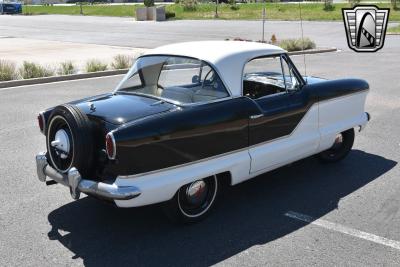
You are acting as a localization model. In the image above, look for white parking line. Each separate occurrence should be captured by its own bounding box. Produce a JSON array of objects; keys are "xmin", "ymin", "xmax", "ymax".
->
[{"xmin": 285, "ymin": 211, "xmax": 400, "ymax": 251}]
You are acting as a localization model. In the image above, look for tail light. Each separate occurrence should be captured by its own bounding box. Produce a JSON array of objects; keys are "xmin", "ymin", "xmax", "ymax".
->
[
  {"xmin": 105, "ymin": 132, "xmax": 116, "ymax": 160},
  {"xmin": 38, "ymin": 112, "xmax": 45, "ymax": 134}
]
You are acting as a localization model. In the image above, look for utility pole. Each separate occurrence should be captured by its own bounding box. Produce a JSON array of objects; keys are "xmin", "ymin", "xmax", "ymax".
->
[
  {"xmin": 215, "ymin": 0, "xmax": 219, "ymax": 18},
  {"xmin": 80, "ymin": 1, "xmax": 83, "ymax": 15},
  {"xmin": 262, "ymin": 0, "xmax": 266, "ymax": 42}
]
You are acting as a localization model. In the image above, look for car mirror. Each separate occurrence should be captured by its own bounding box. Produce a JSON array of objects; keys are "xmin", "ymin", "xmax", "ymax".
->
[{"xmin": 192, "ymin": 75, "xmax": 200, "ymax": 84}]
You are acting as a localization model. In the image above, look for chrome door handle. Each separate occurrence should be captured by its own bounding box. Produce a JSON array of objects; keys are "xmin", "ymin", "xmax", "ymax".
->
[{"xmin": 250, "ymin": 114, "xmax": 263, "ymax": 119}]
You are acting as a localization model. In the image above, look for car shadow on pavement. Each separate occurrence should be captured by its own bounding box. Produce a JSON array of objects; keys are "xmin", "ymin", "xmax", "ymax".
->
[{"xmin": 47, "ymin": 150, "xmax": 396, "ymax": 267}]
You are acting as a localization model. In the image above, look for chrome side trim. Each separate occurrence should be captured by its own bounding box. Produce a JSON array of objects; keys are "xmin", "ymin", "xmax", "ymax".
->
[
  {"xmin": 35, "ymin": 153, "xmax": 141, "ymax": 201},
  {"xmin": 250, "ymin": 114, "xmax": 263, "ymax": 119}
]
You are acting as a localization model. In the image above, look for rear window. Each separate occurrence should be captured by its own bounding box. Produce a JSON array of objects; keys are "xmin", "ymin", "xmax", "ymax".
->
[{"xmin": 116, "ymin": 56, "xmax": 230, "ymax": 104}]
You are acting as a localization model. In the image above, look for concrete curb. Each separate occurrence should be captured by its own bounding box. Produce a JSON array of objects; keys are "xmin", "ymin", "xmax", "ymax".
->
[
  {"xmin": 387, "ymin": 32, "xmax": 400, "ymax": 35},
  {"xmin": 288, "ymin": 47, "xmax": 337, "ymax": 56},
  {"xmin": 0, "ymin": 47, "xmax": 337, "ymax": 89},
  {"xmin": 0, "ymin": 69, "xmax": 128, "ymax": 89}
]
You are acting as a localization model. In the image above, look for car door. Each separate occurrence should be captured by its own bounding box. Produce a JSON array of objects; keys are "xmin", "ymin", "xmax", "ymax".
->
[{"xmin": 247, "ymin": 54, "xmax": 320, "ymax": 173}]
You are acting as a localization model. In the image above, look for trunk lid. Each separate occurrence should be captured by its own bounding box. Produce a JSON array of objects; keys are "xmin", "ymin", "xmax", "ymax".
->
[{"xmin": 73, "ymin": 92, "xmax": 176, "ymax": 125}]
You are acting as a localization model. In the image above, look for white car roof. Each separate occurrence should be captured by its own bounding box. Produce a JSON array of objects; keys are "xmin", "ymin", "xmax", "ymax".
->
[{"xmin": 145, "ymin": 41, "xmax": 286, "ymax": 97}]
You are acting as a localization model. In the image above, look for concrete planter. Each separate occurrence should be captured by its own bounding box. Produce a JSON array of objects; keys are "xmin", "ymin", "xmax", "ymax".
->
[
  {"xmin": 135, "ymin": 7, "xmax": 148, "ymax": 21},
  {"xmin": 147, "ymin": 6, "xmax": 156, "ymax": 20},
  {"xmin": 152, "ymin": 6, "xmax": 166, "ymax": 21},
  {"xmin": 135, "ymin": 6, "xmax": 166, "ymax": 21}
]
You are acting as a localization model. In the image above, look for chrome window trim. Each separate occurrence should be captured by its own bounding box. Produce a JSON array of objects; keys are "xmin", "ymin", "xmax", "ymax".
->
[
  {"xmin": 240, "ymin": 52, "xmax": 305, "ymax": 97},
  {"xmin": 240, "ymin": 52, "xmax": 284, "ymax": 97},
  {"xmin": 279, "ymin": 55, "xmax": 288, "ymax": 91},
  {"xmin": 281, "ymin": 53, "xmax": 306, "ymax": 87}
]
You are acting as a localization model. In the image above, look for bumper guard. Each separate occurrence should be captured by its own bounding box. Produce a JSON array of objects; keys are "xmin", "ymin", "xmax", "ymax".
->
[{"xmin": 35, "ymin": 152, "xmax": 141, "ymax": 201}]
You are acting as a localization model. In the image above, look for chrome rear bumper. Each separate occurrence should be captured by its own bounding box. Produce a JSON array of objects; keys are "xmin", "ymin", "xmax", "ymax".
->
[{"xmin": 35, "ymin": 152, "xmax": 141, "ymax": 201}]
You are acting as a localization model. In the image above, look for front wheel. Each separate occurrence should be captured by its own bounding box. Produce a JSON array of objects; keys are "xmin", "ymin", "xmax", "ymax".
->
[
  {"xmin": 318, "ymin": 128, "xmax": 355, "ymax": 163},
  {"xmin": 163, "ymin": 175, "xmax": 219, "ymax": 224}
]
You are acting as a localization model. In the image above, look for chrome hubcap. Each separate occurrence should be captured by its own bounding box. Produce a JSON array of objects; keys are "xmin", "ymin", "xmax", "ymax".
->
[
  {"xmin": 331, "ymin": 133, "xmax": 344, "ymax": 150},
  {"xmin": 186, "ymin": 180, "xmax": 207, "ymax": 206},
  {"xmin": 334, "ymin": 134, "xmax": 343, "ymax": 144},
  {"xmin": 51, "ymin": 129, "xmax": 70, "ymax": 159},
  {"xmin": 178, "ymin": 176, "xmax": 217, "ymax": 218}
]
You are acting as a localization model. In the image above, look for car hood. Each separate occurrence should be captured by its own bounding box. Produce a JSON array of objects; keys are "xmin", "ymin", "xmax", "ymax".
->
[{"xmin": 73, "ymin": 93, "xmax": 176, "ymax": 125}]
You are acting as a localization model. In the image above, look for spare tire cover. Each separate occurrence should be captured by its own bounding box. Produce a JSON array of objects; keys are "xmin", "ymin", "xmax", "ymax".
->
[{"xmin": 46, "ymin": 104, "xmax": 95, "ymax": 178}]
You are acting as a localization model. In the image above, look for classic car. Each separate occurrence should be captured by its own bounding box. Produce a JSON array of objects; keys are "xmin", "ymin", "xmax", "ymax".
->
[{"xmin": 36, "ymin": 41, "xmax": 370, "ymax": 223}]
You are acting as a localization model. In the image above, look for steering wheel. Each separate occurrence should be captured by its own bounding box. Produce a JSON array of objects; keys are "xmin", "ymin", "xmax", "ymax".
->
[{"xmin": 202, "ymin": 69, "xmax": 214, "ymax": 89}]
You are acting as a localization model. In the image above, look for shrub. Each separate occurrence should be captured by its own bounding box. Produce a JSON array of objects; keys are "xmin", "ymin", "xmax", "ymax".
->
[
  {"xmin": 144, "ymin": 0, "xmax": 154, "ymax": 7},
  {"xmin": 279, "ymin": 37, "xmax": 316, "ymax": 52},
  {"xmin": 85, "ymin": 59, "xmax": 108, "ymax": 72},
  {"xmin": 229, "ymin": 0, "xmax": 239, "ymax": 10},
  {"xmin": 349, "ymin": 0, "xmax": 360, "ymax": 7},
  {"xmin": 323, "ymin": 0, "xmax": 334, "ymax": 11},
  {"xmin": 181, "ymin": 0, "xmax": 197, "ymax": 11},
  {"xmin": 19, "ymin": 61, "xmax": 55, "ymax": 79},
  {"xmin": 58, "ymin": 61, "xmax": 76, "ymax": 75},
  {"xmin": 166, "ymin": 11, "xmax": 176, "ymax": 19},
  {"xmin": 111, "ymin": 55, "xmax": 132, "ymax": 70},
  {"xmin": 0, "ymin": 60, "xmax": 18, "ymax": 81},
  {"xmin": 270, "ymin": 34, "xmax": 277, "ymax": 45},
  {"xmin": 66, "ymin": 0, "xmax": 108, "ymax": 3}
]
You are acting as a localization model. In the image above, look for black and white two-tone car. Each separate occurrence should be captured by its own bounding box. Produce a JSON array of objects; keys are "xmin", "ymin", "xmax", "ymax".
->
[{"xmin": 36, "ymin": 41, "xmax": 370, "ymax": 223}]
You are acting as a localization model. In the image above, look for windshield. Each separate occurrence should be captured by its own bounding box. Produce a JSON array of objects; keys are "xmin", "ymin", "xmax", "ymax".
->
[{"xmin": 115, "ymin": 56, "xmax": 229, "ymax": 104}]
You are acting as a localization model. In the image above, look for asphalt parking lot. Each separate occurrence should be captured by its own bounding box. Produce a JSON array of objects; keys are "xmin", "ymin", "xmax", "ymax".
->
[
  {"xmin": 1, "ymin": 15, "xmax": 400, "ymax": 266},
  {"xmin": 1, "ymin": 14, "xmax": 398, "ymax": 49}
]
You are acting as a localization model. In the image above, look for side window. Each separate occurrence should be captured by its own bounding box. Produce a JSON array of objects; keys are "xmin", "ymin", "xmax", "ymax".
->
[
  {"xmin": 158, "ymin": 58, "xmax": 200, "ymax": 88},
  {"xmin": 281, "ymin": 56, "xmax": 301, "ymax": 92},
  {"xmin": 243, "ymin": 56, "xmax": 286, "ymax": 99},
  {"xmin": 200, "ymin": 64, "xmax": 212, "ymax": 83}
]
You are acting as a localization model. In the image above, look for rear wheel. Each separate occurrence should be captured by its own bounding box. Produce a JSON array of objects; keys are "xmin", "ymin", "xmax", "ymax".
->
[
  {"xmin": 163, "ymin": 175, "xmax": 219, "ymax": 224},
  {"xmin": 46, "ymin": 104, "xmax": 95, "ymax": 178},
  {"xmin": 318, "ymin": 128, "xmax": 355, "ymax": 163}
]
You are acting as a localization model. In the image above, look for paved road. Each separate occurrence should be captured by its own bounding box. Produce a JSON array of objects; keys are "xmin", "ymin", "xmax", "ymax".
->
[
  {"xmin": 0, "ymin": 14, "xmax": 399, "ymax": 54},
  {"xmin": 2, "ymin": 14, "xmax": 398, "ymax": 50},
  {"xmin": 1, "ymin": 15, "xmax": 400, "ymax": 266}
]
